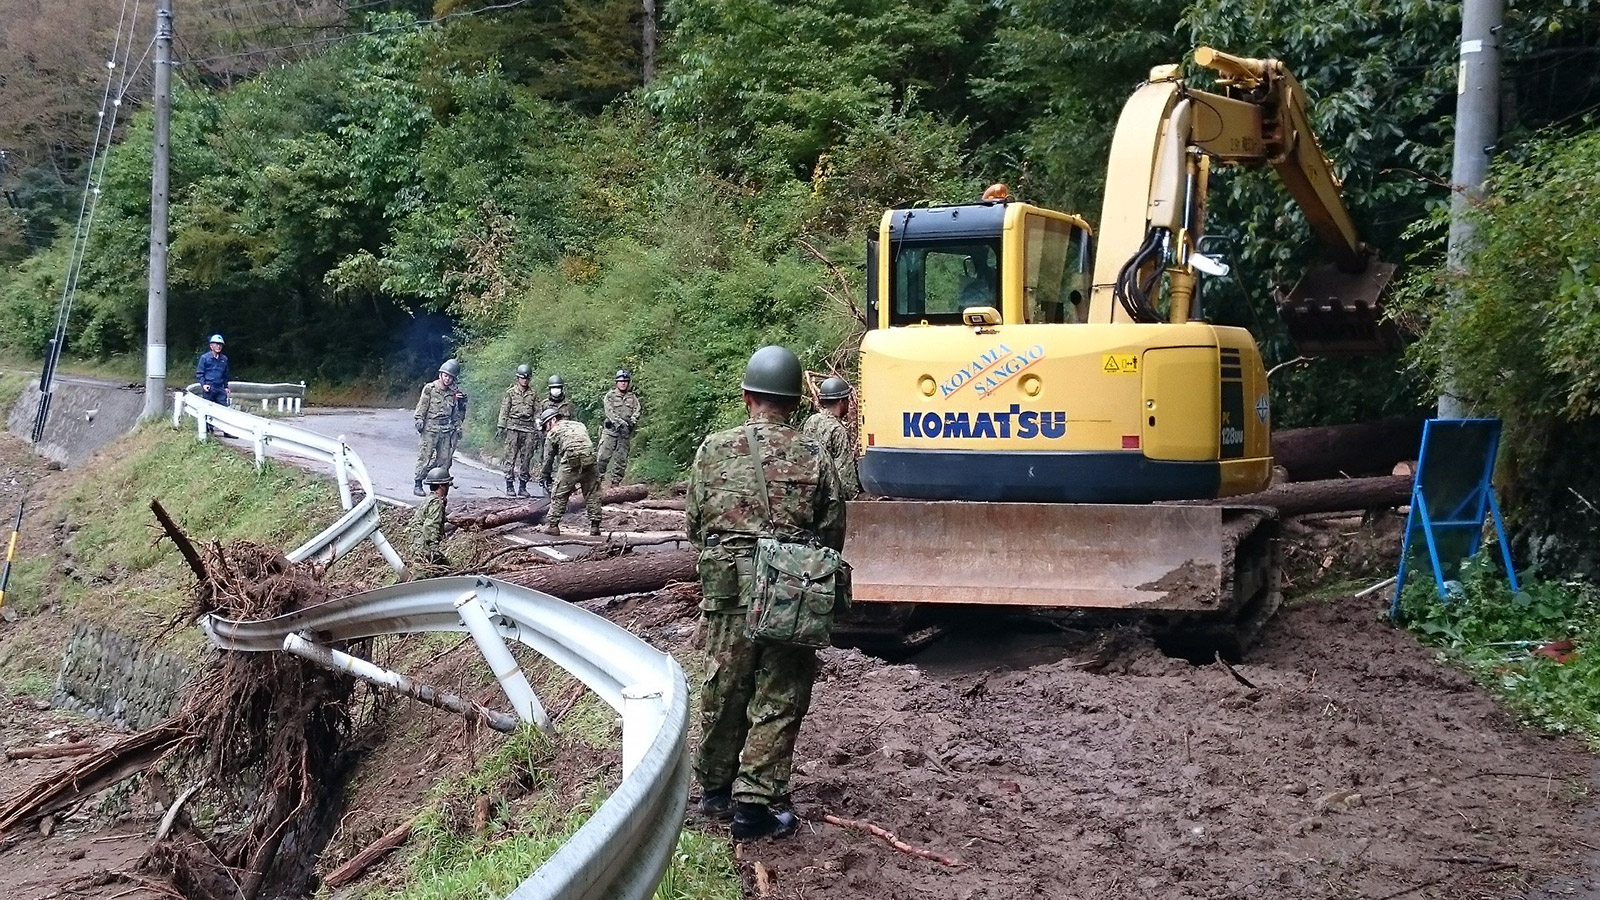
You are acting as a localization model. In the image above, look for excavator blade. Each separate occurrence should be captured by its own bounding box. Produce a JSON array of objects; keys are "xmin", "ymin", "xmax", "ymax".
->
[
  {"xmin": 1274, "ymin": 258, "xmax": 1402, "ymax": 356},
  {"xmin": 844, "ymin": 501, "xmax": 1269, "ymax": 614}
]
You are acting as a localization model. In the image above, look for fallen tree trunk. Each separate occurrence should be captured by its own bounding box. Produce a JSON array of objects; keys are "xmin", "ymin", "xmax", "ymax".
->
[
  {"xmin": 0, "ymin": 723, "xmax": 189, "ymax": 835},
  {"xmin": 449, "ymin": 485, "xmax": 650, "ymax": 531},
  {"xmin": 1272, "ymin": 419, "xmax": 1424, "ymax": 482},
  {"xmin": 633, "ymin": 498, "xmax": 687, "ymax": 511},
  {"xmin": 4, "ymin": 742, "xmax": 97, "ymax": 761},
  {"xmin": 1197, "ymin": 474, "xmax": 1412, "ymax": 518},
  {"xmin": 499, "ymin": 549, "xmax": 697, "ymax": 602}
]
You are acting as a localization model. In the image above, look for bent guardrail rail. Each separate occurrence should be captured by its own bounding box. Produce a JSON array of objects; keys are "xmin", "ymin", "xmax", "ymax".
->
[
  {"xmin": 172, "ymin": 392, "xmax": 405, "ymax": 573},
  {"xmin": 202, "ymin": 575, "xmax": 690, "ymax": 900},
  {"xmin": 183, "ymin": 381, "xmax": 306, "ymax": 414}
]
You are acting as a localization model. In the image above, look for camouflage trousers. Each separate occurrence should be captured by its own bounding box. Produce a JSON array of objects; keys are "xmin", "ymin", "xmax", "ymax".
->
[
  {"xmin": 596, "ymin": 430, "xmax": 631, "ymax": 485},
  {"xmin": 415, "ymin": 428, "xmax": 454, "ymax": 479},
  {"xmin": 694, "ymin": 610, "xmax": 819, "ymax": 806},
  {"xmin": 502, "ymin": 428, "xmax": 540, "ymax": 480},
  {"xmin": 549, "ymin": 462, "xmax": 602, "ymax": 528}
]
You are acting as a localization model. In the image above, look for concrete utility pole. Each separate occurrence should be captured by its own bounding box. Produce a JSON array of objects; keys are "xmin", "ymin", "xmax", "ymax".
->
[
  {"xmin": 142, "ymin": 0, "xmax": 173, "ymax": 419},
  {"xmin": 1440, "ymin": 0, "xmax": 1503, "ymax": 418}
]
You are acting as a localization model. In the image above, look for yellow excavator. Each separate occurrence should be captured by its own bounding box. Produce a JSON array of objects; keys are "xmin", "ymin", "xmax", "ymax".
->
[{"xmin": 842, "ymin": 48, "xmax": 1397, "ymax": 655}]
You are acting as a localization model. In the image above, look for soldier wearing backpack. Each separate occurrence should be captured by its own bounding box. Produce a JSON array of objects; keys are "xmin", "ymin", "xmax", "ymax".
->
[{"xmin": 686, "ymin": 345, "xmax": 847, "ymax": 841}]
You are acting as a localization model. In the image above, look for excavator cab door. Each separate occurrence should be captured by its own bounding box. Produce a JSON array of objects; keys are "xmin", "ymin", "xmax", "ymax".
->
[{"xmin": 1274, "ymin": 256, "xmax": 1402, "ymax": 356}]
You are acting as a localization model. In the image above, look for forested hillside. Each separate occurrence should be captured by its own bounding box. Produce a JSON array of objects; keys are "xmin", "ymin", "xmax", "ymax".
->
[{"xmin": 4, "ymin": 0, "xmax": 1600, "ymax": 560}]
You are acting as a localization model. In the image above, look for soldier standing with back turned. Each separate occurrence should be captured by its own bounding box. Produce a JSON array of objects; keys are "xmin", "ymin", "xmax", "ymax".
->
[
  {"xmin": 597, "ymin": 369, "xmax": 642, "ymax": 488},
  {"xmin": 497, "ymin": 364, "xmax": 540, "ymax": 497},
  {"xmin": 412, "ymin": 359, "xmax": 464, "ymax": 497},
  {"xmin": 687, "ymin": 345, "xmax": 846, "ymax": 841},
  {"xmin": 802, "ymin": 375, "xmax": 862, "ymax": 499}
]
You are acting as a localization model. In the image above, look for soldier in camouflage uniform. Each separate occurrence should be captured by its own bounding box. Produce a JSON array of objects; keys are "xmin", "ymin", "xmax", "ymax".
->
[
  {"xmin": 597, "ymin": 369, "xmax": 642, "ymax": 488},
  {"xmin": 802, "ymin": 375, "xmax": 862, "ymax": 500},
  {"xmin": 543, "ymin": 374, "xmax": 574, "ymax": 418},
  {"xmin": 537, "ymin": 407, "xmax": 602, "ymax": 536},
  {"xmin": 497, "ymin": 364, "xmax": 541, "ymax": 498},
  {"xmin": 413, "ymin": 359, "xmax": 466, "ymax": 497},
  {"xmin": 687, "ymin": 345, "xmax": 846, "ymax": 842},
  {"xmin": 409, "ymin": 466, "xmax": 452, "ymax": 574}
]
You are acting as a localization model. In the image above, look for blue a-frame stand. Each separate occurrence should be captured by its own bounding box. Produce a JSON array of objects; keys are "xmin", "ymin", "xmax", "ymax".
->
[{"xmin": 1390, "ymin": 418, "xmax": 1519, "ymax": 617}]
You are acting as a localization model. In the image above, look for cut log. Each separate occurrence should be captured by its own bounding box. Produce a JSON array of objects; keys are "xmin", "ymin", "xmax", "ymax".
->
[
  {"xmin": 4, "ymin": 742, "xmax": 97, "ymax": 761},
  {"xmin": 449, "ymin": 486, "xmax": 650, "ymax": 531},
  {"xmin": 1197, "ymin": 474, "xmax": 1412, "ymax": 517},
  {"xmin": 499, "ymin": 550, "xmax": 696, "ymax": 602},
  {"xmin": 1272, "ymin": 419, "xmax": 1424, "ymax": 482},
  {"xmin": 633, "ymin": 498, "xmax": 687, "ymax": 511}
]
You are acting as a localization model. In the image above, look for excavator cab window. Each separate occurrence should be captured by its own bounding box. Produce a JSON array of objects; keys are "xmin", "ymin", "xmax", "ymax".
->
[
  {"xmin": 891, "ymin": 240, "xmax": 1001, "ymax": 326},
  {"xmin": 1022, "ymin": 213, "xmax": 1091, "ymax": 325}
]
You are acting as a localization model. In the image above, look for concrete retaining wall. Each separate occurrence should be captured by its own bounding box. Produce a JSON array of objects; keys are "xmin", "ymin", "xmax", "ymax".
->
[
  {"xmin": 6, "ymin": 376, "xmax": 149, "ymax": 467},
  {"xmin": 55, "ymin": 621, "xmax": 194, "ymax": 730}
]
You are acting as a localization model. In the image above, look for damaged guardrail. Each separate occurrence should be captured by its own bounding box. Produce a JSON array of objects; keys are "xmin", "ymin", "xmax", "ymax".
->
[
  {"xmin": 182, "ymin": 381, "xmax": 306, "ymax": 414},
  {"xmin": 202, "ymin": 575, "xmax": 690, "ymax": 900},
  {"xmin": 172, "ymin": 393, "xmax": 405, "ymax": 573}
]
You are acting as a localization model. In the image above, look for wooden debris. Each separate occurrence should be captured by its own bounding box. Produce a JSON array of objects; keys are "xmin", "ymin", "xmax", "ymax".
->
[
  {"xmin": 4, "ymin": 741, "xmax": 97, "ymax": 760},
  {"xmin": 822, "ymin": 813, "xmax": 963, "ymax": 867},
  {"xmin": 499, "ymin": 550, "xmax": 696, "ymax": 603},
  {"xmin": 323, "ymin": 815, "xmax": 418, "ymax": 888},
  {"xmin": 0, "ymin": 722, "xmax": 189, "ymax": 835}
]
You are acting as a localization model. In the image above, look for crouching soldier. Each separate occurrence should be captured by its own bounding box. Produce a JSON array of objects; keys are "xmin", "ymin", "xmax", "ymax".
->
[
  {"xmin": 409, "ymin": 466, "xmax": 453, "ymax": 574},
  {"xmin": 538, "ymin": 408, "xmax": 602, "ymax": 536}
]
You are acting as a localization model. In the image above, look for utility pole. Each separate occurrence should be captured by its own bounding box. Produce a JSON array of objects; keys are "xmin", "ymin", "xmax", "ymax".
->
[
  {"xmin": 1440, "ymin": 0, "xmax": 1502, "ymax": 418},
  {"xmin": 142, "ymin": 0, "xmax": 173, "ymax": 419}
]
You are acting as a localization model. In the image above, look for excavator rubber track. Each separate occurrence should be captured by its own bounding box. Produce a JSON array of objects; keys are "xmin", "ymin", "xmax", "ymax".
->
[{"xmin": 835, "ymin": 501, "xmax": 1282, "ymax": 659}]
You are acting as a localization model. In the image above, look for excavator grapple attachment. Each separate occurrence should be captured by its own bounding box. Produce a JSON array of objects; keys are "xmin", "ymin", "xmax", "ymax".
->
[{"xmin": 1274, "ymin": 258, "xmax": 1401, "ymax": 356}]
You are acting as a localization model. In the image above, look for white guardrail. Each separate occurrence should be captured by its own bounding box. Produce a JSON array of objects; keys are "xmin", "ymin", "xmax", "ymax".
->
[
  {"xmin": 183, "ymin": 381, "xmax": 307, "ymax": 414},
  {"xmin": 203, "ymin": 576, "xmax": 691, "ymax": 900},
  {"xmin": 172, "ymin": 392, "xmax": 405, "ymax": 573}
]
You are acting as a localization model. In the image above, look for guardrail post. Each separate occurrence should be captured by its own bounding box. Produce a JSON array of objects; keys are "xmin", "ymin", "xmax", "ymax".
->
[
  {"xmin": 620, "ymin": 685, "xmax": 665, "ymax": 778},
  {"xmin": 196, "ymin": 404, "xmax": 207, "ymax": 442},
  {"xmin": 253, "ymin": 432, "xmax": 266, "ymax": 468},
  {"xmin": 171, "ymin": 391, "xmax": 184, "ymax": 428},
  {"xmin": 454, "ymin": 590, "xmax": 551, "ymax": 732},
  {"xmin": 370, "ymin": 529, "xmax": 406, "ymax": 574},
  {"xmin": 334, "ymin": 442, "xmax": 354, "ymax": 510},
  {"xmin": 297, "ymin": 382, "xmax": 304, "ymax": 414}
]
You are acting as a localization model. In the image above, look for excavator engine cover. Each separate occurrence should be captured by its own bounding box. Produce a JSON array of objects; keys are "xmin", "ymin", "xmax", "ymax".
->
[{"xmin": 1274, "ymin": 258, "xmax": 1401, "ymax": 356}]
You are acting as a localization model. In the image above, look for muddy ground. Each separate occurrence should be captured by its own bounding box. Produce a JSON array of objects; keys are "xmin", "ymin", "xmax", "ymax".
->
[{"xmin": 728, "ymin": 599, "xmax": 1600, "ymax": 900}]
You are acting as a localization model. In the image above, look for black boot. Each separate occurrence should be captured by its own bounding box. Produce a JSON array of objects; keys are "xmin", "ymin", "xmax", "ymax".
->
[
  {"xmin": 697, "ymin": 789, "xmax": 734, "ymax": 821},
  {"xmin": 413, "ymin": 479, "xmax": 425, "ymax": 497},
  {"xmin": 517, "ymin": 479, "xmax": 530, "ymax": 498},
  {"xmin": 730, "ymin": 802, "xmax": 797, "ymax": 841},
  {"xmin": 505, "ymin": 477, "xmax": 516, "ymax": 498}
]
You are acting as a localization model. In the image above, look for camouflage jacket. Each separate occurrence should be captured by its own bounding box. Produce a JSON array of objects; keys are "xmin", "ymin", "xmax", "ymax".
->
[
  {"xmin": 687, "ymin": 411, "xmax": 846, "ymax": 554},
  {"xmin": 540, "ymin": 419, "xmax": 595, "ymax": 477},
  {"xmin": 601, "ymin": 388, "xmax": 642, "ymax": 434},
  {"xmin": 542, "ymin": 394, "xmax": 574, "ymax": 418},
  {"xmin": 415, "ymin": 381, "xmax": 464, "ymax": 433},
  {"xmin": 803, "ymin": 411, "xmax": 861, "ymax": 499},
  {"xmin": 409, "ymin": 494, "xmax": 446, "ymax": 558},
  {"xmin": 499, "ymin": 384, "xmax": 540, "ymax": 431}
]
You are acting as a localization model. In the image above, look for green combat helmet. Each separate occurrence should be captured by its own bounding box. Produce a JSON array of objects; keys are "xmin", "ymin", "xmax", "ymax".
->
[
  {"xmin": 515, "ymin": 364, "xmax": 532, "ymax": 378},
  {"xmin": 538, "ymin": 407, "xmax": 560, "ymax": 430},
  {"xmin": 423, "ymin": 466, "xmax": 454, "ymax": 486},
  {"xmin": 818, "ymin": 376, "xmax": 852, "ymax": 401},
  {"xmin": 439, "ymin": 359, "xmax": 462, "ymax": 378},
  {"xmin": 741, "ymin": 345, "xmax": 803, "ymax": 398}
]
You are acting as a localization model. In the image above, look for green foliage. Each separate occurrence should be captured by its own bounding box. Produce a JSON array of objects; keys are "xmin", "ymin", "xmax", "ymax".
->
[
  {"xmin": 1398, "ymin": 555, "xmax": 1600, "ymax": 744},
  {"xmin": 1392, "ymin": 127, "xmax": 1600, "ymax": 576}
]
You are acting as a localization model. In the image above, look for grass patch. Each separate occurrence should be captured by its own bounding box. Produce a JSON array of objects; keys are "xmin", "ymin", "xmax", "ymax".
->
[
  {"xmin": 363, "ymin": 659, "xmax": 739, "ymax": 900},
  {"xmin": 6, "ymin": 669, "xmax": 53, "ymax": 698},
  {"xmin": 0, "ymin": 370, "xmax": 28, "ymax": 413},
  {"xmin": 1397, "ymin": 554, "xmax": 1600, "ymax": 745},
  {"xmin": 0, "ymin": 424, "xmax": 360, "ymax": 677}
]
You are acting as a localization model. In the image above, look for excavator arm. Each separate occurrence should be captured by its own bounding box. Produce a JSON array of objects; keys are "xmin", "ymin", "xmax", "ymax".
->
[{"xmin": 1088, "ymin": 47, "xmax": 1398, "ymax": 354}]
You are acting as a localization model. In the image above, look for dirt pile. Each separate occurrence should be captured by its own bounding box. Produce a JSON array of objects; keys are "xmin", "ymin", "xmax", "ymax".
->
[{"xmin": 737, "ymin": 599, "xmax": 1596, "ymax": 899}]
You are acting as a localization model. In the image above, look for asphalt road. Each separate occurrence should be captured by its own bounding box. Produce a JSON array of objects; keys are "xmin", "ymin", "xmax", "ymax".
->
[{"xmin": 294, "ymin": 407, "xmax": 525, "ymax": 506}]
